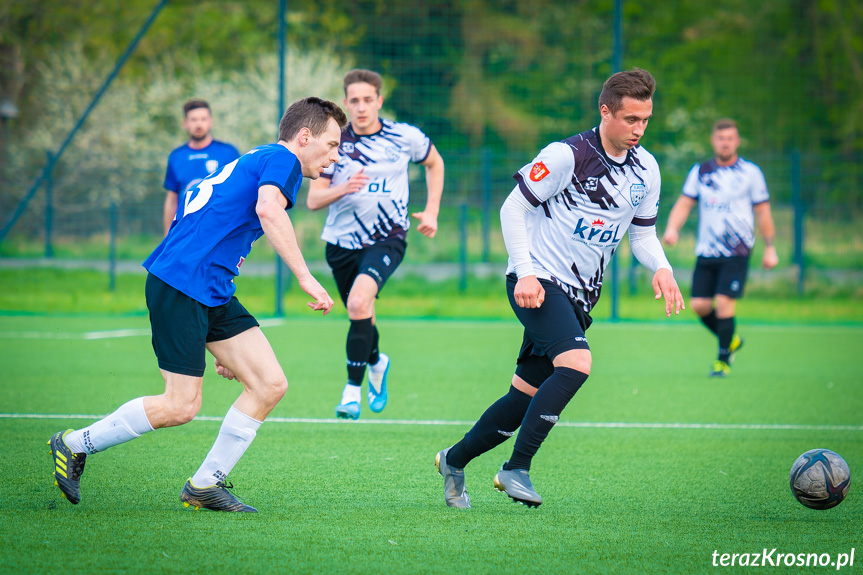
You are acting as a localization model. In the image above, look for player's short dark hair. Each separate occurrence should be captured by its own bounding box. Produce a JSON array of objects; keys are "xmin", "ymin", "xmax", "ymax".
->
[
  {"xmin": 278, "ymin": 97, "xmax": 348, "ymax": 142},
  {"xmin": 343, "ymin": 69, "xmax": 383, "ymax": 96},
  {"xmin": 183, "ymin": 99, "xmax": 210, "ymax": 117},
  {"xmin": 598, "ymin": 68, "xmax": 656, "ymax": 115},
  {"xmin": 713, "ymin": 118, "xmax": 738, "ymax": 132}
]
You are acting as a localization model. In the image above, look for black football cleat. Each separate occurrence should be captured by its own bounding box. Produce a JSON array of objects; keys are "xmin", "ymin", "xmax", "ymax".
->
[
  {"xmin": 48, "ymin": 430, "xmax": 87, "ymax": 505},
  {"xmin": 181, "ymin": 478, "xmax": 257, "ymax": 512}
]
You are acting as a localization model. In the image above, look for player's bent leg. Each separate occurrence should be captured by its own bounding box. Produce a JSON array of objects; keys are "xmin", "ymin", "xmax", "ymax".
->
[
  {"xmin": 690, "ymin": 297, "xmax": 715, "ymax": 319},
  {"xmin": 143, "ymin": 371, "xmax": 204, "ymax": 428},
  {"xmin": 340, "ymin": 274, "xmax": 382, "ymax": 418},
  {"xmin": 713, "ymin": 295, "xmax": 738, "ymax": 371},
  {"xmin": 206, "ymin": 327, "xmax": 288, "ymax": 421}
]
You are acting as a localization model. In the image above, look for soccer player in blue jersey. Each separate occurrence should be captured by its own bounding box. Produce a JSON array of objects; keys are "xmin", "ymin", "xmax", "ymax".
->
[
  {"xmin": 435, "ymin": 69, "xmax": 685, "ymax": 508},
  {"xmin": 307, "ymin": 69, "xmax": 445, "ymax": 420},
  {"xmin": 162, "ymin": 99, "xmax": 240, "ymax": 236},
  {"xmin": 663, "ymin": 118, "xmax": 778, "ymax": 377},
  {"xmin": 48, "ymin": 97, "xmax": 347, "ymax": 512}
]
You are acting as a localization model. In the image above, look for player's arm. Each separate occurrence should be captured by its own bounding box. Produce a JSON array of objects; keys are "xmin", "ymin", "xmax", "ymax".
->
[
  {"xmin": 411, "ymin": 144, "xmax": 444, "ymax": 238},
  {"xmin": 500, "ymin": 190, "xmax": 544, "ymax": 309},
  {"xmin": 257, "ymin": 184, "xmax": 333, "ymax": 315},
  {"xmin": 306, "ymin": 170, "xmax": 369, "ymax": 211},
  {"xmin": 162, "ymin": 191, "xmax": 178, "ymax": 236},
  {"xmin": 629, "ymin": 223, "xmax": 685, "ymax": 317},
  {"xmin": 754, "ymin": 201, "xmax": 779, "ymax": 270},
  {"xmin": 662, "ymin": 195, "xmax": 697, "ymax": 246}
]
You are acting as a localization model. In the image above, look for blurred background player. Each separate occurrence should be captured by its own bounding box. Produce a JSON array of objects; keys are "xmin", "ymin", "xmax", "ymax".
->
[
  {"xmin": 48, "ymin": 97, "xmax": 346, "ymax": 512},
  {"xmin": 663, "ymin": 118, "xmax": 778, "ymax": 377},
  {"xmin": 435, "ymin": 68, "xmax": 684, "ymax": 508},
  {"xmin": 162, "ymin": 99, "xmax": 240, "ymax": 236},
  {"xmin": 307, "ymin": 69, "xmax": 445, "ymax": 420}
]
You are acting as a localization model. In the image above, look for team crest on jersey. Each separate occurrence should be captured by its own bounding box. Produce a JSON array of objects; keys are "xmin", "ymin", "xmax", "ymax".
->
[
  {"xmin": 385, "ymin": 146, "xmax": 400, "ymax": 163},
  {"xmin": 584, "ymin": 177, "xmax": 598, "ymax": 191},
  {"xmin": 342, "ymin": 142, "xmax": 355, "ymax": 154},
  {"xmin": 630, "ymin": 183, "xmax": 646, "ymax": 206},
  {"xmin": 529, "ymin": 162, "xmax": 550, "ymax": 182},
  {"xmin": 205, "ymin": 159, "xmax": 219, "ymax": 174}
]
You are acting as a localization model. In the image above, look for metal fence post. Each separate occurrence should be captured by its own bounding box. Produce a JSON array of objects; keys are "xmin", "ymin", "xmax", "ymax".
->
[
  {"xmin": 790, "ymin": 149, "xmax": 804, "ymax": 294},
  {"xmin": 481, "ymin": 146, "xmax": 492, "ymax": 262},
  {"xmin": 44, "ymin": 151, "xmax": 54, "ymax": 258},
  {"xmin": 109, "ymin": 197, "xmax": 117, "ymax": 292},
  {"xmin": 459, "ymin": 203, "xmax": 468, "ymax": 292}
]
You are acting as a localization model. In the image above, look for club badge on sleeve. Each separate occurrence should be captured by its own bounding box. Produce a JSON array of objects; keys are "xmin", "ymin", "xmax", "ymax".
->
[{"xmin": 529, "ymin": 161, "xmax": 550, "ymax": 182}]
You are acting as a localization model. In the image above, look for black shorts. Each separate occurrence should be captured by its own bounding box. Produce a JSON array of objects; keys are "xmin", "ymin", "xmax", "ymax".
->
[
  {"xmin": 691, "ymin": 256, "xmax": 749, "ymax": 299},
  {"xmin": 325, "ymin": 239, "xmax": 407, "ymax": 305},
  {"xmin": 506, "ymin": 274, "xmax": 593, "ymax": 388},
  {"xmin": 145, "ymin": 273, "xmax": 259, "ymax": 377}
]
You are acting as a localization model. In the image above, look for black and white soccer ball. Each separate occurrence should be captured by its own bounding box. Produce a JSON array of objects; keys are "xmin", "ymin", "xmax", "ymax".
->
[{"xmin": 789, "ymin": 449, "xmax": 851, "ymax": 510}]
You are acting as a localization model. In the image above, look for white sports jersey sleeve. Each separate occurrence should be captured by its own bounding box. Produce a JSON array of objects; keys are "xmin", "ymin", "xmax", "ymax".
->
[
  {"xmin": 403, "ymin": 124, "xmax": 432, "ymax": 163},
  {"xmin": 513, "ymin": 142, "xmax": 576, "ymax": 206}
]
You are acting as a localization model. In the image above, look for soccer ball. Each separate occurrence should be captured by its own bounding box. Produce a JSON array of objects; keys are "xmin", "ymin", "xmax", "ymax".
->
[{"xmin": 789, "ymin": 449, "xmax": 851, "ymax": 510}]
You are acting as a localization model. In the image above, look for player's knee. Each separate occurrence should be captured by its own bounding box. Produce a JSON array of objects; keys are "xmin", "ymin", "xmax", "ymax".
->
[
  {"xmin": 554, "ymin": 351, "xmax": 591, "ymax": 375},
  {"xmin": 165, "ymin": 398, "xmax": 201, "ymax": 426},
  {"xmin": 260, "ymin": 374, "xmax": 288, "ymax": 403},
  {"xmin": 346, "ymin": 294, "xmax": 372, "ymax": 318}
]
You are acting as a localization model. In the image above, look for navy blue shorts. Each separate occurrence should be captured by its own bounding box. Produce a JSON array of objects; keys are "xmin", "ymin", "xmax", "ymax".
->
[
  {"xmin": 145, "ymin": 273, "xmax": 259, "ymax": 377},
  {"xmin": 691, "ymin": 256, "xmax": 749, "ymax": 299},
  {"xmin": 506, "ymin": 274, "xmax": 592, "ymax": 388},
  {"xmin": 325, "ymin": 239, "xmax": 406, "ymax": 306}
]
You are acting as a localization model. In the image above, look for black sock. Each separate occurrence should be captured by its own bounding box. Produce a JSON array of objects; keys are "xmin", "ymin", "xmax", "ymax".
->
[
  {"xmin": 700, "ymin": 309, "xmax": 719, "ymax": 336},
  {"xmin": 506, "ymin": 367, "xmax": 588, "ymax": 471},
  {"xmin": 368, "ymin": 324, "xmax": 380, "ymax": 366},
  {"xmin": 716, "ymin": 316, "xmax": 735, "ymax": 363},
  {"xmin": 346, "ymin": 318, "xmax": 374, "ymax": 385},
  {"xmin": 447, "ymin": 385, "xmax": 533, "ymax": 469}
]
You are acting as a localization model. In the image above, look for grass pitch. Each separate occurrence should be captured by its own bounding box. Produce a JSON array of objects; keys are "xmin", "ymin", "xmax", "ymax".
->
[{"xmin": 1, "ymin": 314, "xmax": 860, "ymax": 573}]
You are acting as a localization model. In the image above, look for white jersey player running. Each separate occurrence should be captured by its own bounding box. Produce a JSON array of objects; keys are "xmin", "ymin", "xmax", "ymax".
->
[
  {"xmin": 435, "ymin": 68, "xmax": 684, "ymax": 509},
  {"xmin": 664, "ymin": 118, "xmax": 778, "ymax": 377},
  {"xmin": 308, "ymin": 69, "xmax": 444, "ymax": 421}
]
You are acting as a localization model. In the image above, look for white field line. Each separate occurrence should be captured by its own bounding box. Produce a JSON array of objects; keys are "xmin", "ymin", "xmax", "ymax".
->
[
  {"xmin": 0, "ymin": 319, "xmax": 288, "ymax": 340},
  {"xmin": 0, "ymin": 412, "xmax": 860, "ymax": 431}
]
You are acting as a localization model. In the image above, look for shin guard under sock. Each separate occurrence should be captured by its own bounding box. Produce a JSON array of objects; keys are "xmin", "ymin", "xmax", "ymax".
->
[
  {"xmin": 446, "ymin": 385, "xmax": 532, "ymax": 469},
  {"xmin": 506, "ymin": 367, "xmax": 588, "ymax": 471},
  {"xmin": 346, "ymin": 318, "xmax": 374, "ymax": 385},
  {"xmin": 716, "ymin": 316, "xmax": 735, "ymax": 363}
]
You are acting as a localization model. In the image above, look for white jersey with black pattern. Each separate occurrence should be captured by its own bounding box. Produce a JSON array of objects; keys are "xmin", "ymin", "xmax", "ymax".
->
[
  {"xmin": 320, "ymin": 119, "xmax": 432, "ymax": 249},
  {"xmin": 682, "ymin": 157, "xmax": 769, "ymax": 258},
  {"xmin": 506, "ymin": 127, "xmax": 662, "ymax": 311}
]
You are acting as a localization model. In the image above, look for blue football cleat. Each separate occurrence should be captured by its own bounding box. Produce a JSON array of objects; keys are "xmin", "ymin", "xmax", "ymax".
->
[
  {"xmin": 335, "ymin": 401, "xmax": 361, "ymax": 420},
  {"xmin": 367, "ymin": 353, "xmax": 390, "ymax": 413}
]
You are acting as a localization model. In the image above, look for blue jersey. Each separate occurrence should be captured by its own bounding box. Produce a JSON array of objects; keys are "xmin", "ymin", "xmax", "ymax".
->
[
  {"xmin": 164, "ymin": 140, "xmax": 240, "ymax": 196},
  {"xmin": 145, "ymin": 143, "xmax": 302, "ymax": 306}
]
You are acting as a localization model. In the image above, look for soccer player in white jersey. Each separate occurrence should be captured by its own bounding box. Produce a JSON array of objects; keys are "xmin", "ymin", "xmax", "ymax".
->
[
  {"xmin": 663, "ymin": 119, "xmax": 778, "ymax": 377},
  {"xmin": 48, "ymin": 98, "xmax": 345, "ymax": 512},
  {"xmin": 307, "ymin": 69, "xmax": 445, "ymax": 420},
  {"xmin": 435, "ymin": 69, "xmax": 685, "ymax": 508}
]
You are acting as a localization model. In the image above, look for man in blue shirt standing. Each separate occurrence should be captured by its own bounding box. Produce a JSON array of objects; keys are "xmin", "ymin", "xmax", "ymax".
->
[
  {"xmin": 162, "ymin": 99, "xmax": 240, "ymax": 236},
  {"xmin": 48, "ymin": 97, "xmax": 347, "ymax": 513}
]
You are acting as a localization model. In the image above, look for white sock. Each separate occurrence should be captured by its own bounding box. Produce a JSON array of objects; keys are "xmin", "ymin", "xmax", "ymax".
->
[
  {"xmin": 65, "ymin": 397, "xmax": 154, "ymax": 455},
  {"xmin": 191, "ymin": 406, "xmax": 261, "ymax": 488},
  {"xmin": 341, "ymin": 383, "xmax": 361, "ymax": 405}
]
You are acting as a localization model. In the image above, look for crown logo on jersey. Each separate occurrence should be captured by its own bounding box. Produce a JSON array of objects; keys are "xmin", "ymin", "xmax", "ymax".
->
[
  {"xmin": 592, "ymin": 219, "xmax": 605, "ymax": 227},
  {"xmin": 529, "ymin": 161, "xmax": 549, "ymax": 182}
]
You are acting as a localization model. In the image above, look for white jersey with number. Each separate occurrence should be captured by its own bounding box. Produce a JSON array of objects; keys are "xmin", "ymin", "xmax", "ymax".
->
[
  {"xmin": 682, "ymin": 157, "xmax": 769, "ymax": 258},
  {"xmin": 320, "ymin": 119, "xmax": 432, "ymax": 249},
  {"xmin": 507, "ymin": 127, "xmax": 662, "ymax": 311}
]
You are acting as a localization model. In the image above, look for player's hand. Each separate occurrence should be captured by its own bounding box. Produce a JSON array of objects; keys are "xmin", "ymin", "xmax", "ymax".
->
[
  {"xmin": 411, "ymin": 211, "xmax": 438, "ymax": 238},
  {"xmin": 344, "ymin": 169, "xmax": 369, "ymax": 195},
  {"xmin": 297, "ymin": 275, "xmax": 334, "ymax": 316},
  {"xmin": 762, "ymin": 245, "xmax": 779, "ymax": 270},
  {"xmin": 652, "ymin": 268, "xmax": 685, "ymax": 317},
  {"xmin": 214, "ymin": 358, "xmax": 238, "ymax": 381},
  {"xmin": 514, "ymin": 275, "xmax": 545, "ymax": 309},
  {"xmin": 662, "ymin": 229, "xmax": 679, "ymax": 246}
]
